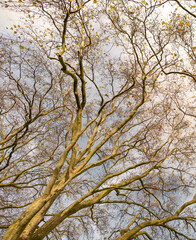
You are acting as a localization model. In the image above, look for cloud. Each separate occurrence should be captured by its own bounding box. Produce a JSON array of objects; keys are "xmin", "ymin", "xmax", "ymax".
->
[{"xmin": 0, "ymin": 8, "xmax": 21, "ymax": 29}]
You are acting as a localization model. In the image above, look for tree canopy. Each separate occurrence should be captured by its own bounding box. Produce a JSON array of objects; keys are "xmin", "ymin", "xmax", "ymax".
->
[{"xmin": 0, "ymin": 0, "xmax": 196, "ymax": 239}]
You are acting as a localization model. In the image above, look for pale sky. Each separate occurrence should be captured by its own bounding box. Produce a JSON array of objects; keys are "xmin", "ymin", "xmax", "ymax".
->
[{"xmin": 0, "ymin": 8, "xmax": 21, "ymax": 30}]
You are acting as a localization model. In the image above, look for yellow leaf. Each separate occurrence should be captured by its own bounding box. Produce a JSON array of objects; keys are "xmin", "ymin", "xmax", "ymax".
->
[
  {"xmin": 18, "ymin": 0, "xmax": 22, "ymax": 3},
  {"xmin": 93, "ymin": 0, "xmax": 97, "ymax": 3},
  {"xmin": 20, "ymin": 45, "xmax": 24, "ymax": 50},
  {"xmin": 33, "ymin": 1, "xmax": 37, "ymax": 6}
]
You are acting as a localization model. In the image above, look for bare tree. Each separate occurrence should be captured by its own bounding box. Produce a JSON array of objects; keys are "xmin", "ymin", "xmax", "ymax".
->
[{"xmin": 0, "ymin": 0, "xmax": 195, "ymax": 240}]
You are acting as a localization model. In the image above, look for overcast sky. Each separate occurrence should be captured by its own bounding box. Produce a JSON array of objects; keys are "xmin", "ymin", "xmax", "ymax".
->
[{"xmin": 0, "ymin": 7, "xmax": 21, "ymax": 30}]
